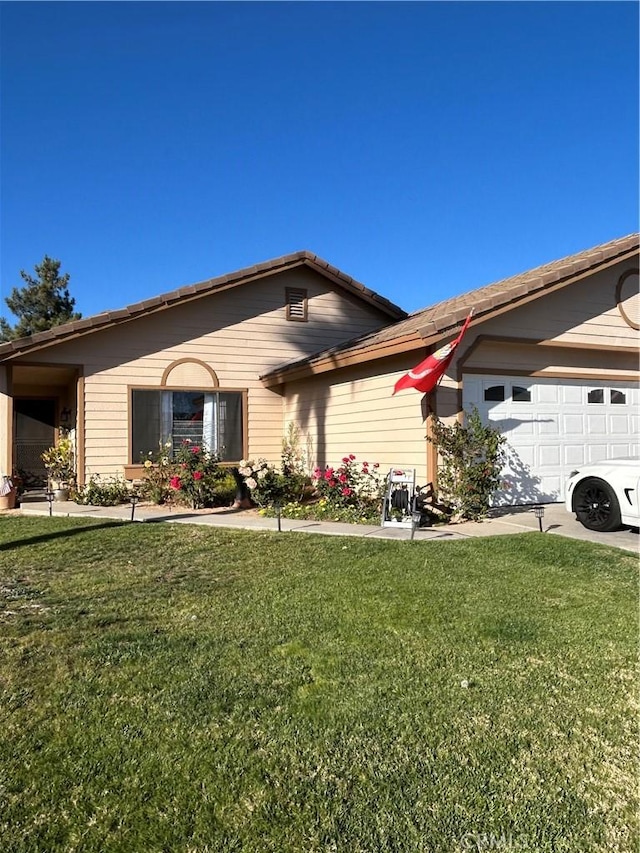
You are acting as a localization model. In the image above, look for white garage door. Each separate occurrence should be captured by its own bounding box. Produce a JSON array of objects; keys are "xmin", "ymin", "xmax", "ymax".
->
[{"xmin": 463, "ymin": 375, "xmax": 640, "ymax": 504}]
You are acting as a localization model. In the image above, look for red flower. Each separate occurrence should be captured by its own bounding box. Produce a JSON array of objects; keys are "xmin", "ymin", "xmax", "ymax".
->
[
  {"xmin": 328, "ymin": 479, "xmax": 337, "ymax": 488},
  {"xmin": 342, "ymin": 457, "xmax": 350, "ymax": 464},
  {"xmin": 324, "ymin": 468, "xmax": 334, "ymax": 480},
  {"xmin": 342, "ymin": 487, "xmax": 353, "ymax": 497},
  {"xmin": 349, "ymin": 454, "xmax": 356, "ymax": 460},
  {"xmin": 170, "ymin": 476, "xmax": 182, "ymax": 490},
  {"xmin": 363, "ymin": 461, "xmax": 369, "ymax": 467},
  {"xmin": 193, "ymin": 470, "xmax": 203, "ymax": 480},
  {"xmin": 339, "ymin": 474, "xmax": 347, "ymax": 483},
  {"xmin": 192, "ymin": 446, "xmax": 201, "ymax": 454},
  {"xmin": 373, "ymin": 463, "xmax": 380, "ymax": 469}
]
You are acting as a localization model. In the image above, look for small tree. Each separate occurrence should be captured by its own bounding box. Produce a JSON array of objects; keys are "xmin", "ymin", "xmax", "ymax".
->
[
  {"xmin": 0, "ymin": 256, "xmax": 80, "ymax": 341},
  {"xmin": 428, "ymin": 407, "xmax": 506, "ymax": 521}
]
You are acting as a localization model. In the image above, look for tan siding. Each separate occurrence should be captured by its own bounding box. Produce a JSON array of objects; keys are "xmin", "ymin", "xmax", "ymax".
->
[
  {"xmin": 11, "ymin": 268, "xmax": 391, "ymax": 478},
  {"xmin": 473, "ymin": 261, "xmax": 639, "ymax": 346},
  {"xmin": 284, "ymin": 361, "xmax": 430, "ymax": 484}
]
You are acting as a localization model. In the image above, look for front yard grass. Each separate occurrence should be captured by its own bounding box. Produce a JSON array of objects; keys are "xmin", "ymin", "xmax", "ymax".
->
[{"xmin": 0, "ymin": 516, "xmax": 637, "ymax": 852}]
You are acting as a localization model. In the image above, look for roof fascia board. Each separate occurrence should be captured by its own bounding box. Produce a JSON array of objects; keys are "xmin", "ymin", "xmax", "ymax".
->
[
  {"xmin": 262, "ymin": 246, "xmax": 639, "ymax": 387},
  {"xmin": 417, "ymin": 248, "xmax": 639, "ymax": 343},
  {"xmin": 0, "ymin": 253, "xmax": 404, "ymax": 363}
]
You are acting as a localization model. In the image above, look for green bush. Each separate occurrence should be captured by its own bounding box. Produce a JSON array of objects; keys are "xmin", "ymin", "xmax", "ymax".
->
[
  {"xmin": 428, "ymin": 406, "xmax": 506, "ymax": 521},
  {"xmin": 74, "ymin": 475, "xmax": 131, "ymax": 506}
]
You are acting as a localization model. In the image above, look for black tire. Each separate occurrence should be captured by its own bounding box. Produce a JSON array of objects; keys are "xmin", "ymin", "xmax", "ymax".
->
[{"xmin": 573, "ymin": 477, "xmax": 622, "ymax": 532}]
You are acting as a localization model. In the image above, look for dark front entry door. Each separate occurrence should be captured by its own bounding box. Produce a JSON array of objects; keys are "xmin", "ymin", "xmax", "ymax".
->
[{"xmin": 14, "ymin": 399, "xmax": 56, "ymax": 487}]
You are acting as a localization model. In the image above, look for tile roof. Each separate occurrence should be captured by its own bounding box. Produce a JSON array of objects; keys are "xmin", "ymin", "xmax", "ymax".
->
[
  {"xmin": 0, "ymin": 250, "xmax": 406, "ymax": 359},
  {"xmin": 261, "ymin": 233, "xmax": 640, "ymax": 385}
]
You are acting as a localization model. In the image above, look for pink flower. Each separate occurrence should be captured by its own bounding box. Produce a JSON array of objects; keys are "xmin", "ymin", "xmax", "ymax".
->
[
  {"xmin": 313, "ymin": 467, "xmax": 322, "ymax": 479},
  {"xmin": 192, "ymin": 446, "xmax": 201, "ymax": 454},
  {"xmin": 342, "ymin": 487, "xmax": 353, "ymax": 497},
  {"xmin": 349, "ymin": 454, "xmax": 356, "ymax": 460},
  {"xmin": 342, "ymin": 457, "xmax": 350, "ymax": 464},
  {"xmin": 338, "ymin": 474, "xmax": 347, "ymax": 483},
  {"xmin": 324, "ymin": 468, "xmax": 334, "ymax": 481},
  {"xmin": 328, "ymin": 479, "xmax": 337, "ymax": 488},
  {"xmin": 170, "ymin": 476, "xmax": 182, "ymax": 490},
  {"xmin": 373, "ymin": 463, "xmax": 379, "ymax": 469},
  {"xmin": 193, "ymin": 470, "xmax": 203, "ymax": 480},
  {"xmin": 363, "ymin": 462, "xmax": 369, "ymax": 467}
]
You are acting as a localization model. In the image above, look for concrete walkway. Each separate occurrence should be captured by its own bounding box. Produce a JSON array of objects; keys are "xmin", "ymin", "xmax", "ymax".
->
[{"xmin": 15, "ymin": 497, "xmax": 639, "ymax": 552}]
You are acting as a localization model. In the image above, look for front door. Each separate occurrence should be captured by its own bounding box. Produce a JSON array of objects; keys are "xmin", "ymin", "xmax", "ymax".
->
[{"xmin": 14, "ymin": 399, "xmax": 56, "ymax": 488}]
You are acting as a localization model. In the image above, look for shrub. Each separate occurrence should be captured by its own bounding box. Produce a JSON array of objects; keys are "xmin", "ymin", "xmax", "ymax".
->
[
  {"xmin": 75, "ymin": 475, "xmax": 131, "ymax": 506},
  {"xmin": 168, "ymin": 441, "xmax": 227, "ymax": 510},
  {"xmin": 237, "ymin": 459, "xmax": 289, "ymax": 508},
  {"xmin": 312, "ymin": 455, "xmax": 384, "ymax": 517},
  {"xmin": 428, "ymin": 406, "xmax": 506, "ymax": 521},
  {"xmin": 139, "ymin": 442, "xmax": 174, "ymax": 505}
]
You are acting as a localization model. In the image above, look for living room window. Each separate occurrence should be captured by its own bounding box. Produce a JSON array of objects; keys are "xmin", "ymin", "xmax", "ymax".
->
[{"xmin": 131, "ymin": 389, "xmax": 244, "ymax": 462}]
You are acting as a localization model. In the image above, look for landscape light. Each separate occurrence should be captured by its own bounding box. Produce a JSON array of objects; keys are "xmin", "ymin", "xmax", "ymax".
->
[{"xmin": 533, "ymin": 505, "xmax": 545, "ymax": 532}]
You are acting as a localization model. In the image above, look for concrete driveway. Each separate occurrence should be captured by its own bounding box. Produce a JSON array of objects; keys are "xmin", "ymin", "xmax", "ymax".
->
[{"xmin": 451, "ymin": 502, "xmax": 639, "ymax": 553}]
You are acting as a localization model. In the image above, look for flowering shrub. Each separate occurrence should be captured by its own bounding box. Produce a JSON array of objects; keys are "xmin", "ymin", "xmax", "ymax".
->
[
  {"xmin": 139, "ymin": 440, "xmax": 235, "ymax": 509},
  {"xmin": 237, "ymin": 459, "xmax": 288, "ymax": 508},
  {"xmin": 139, "ymin": 442, "xmax": 174, "ymax": 504},
  {"xmin": 312, "ymin": 455, "xmax": 384, "ymax": 517},
  {"xmin": 169, "ymin": 441, "xmax": 227, "ymax": 509}
]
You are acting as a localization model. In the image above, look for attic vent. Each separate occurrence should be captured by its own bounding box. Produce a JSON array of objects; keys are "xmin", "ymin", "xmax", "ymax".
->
[{"xmin": 286, "ymin": 288, "xmax": 308, "ymax": 322}]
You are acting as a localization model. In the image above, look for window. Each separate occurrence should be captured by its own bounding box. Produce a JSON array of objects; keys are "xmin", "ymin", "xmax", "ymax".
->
[
  {"xmin": 587, "ymin": 389, "xmax": 604, "ymax": 404},
  {"xmin": 512, "ymin": 385, "xmax": 532, "ymax": 402},
  {"xmin": 610, "ymin": 389, "xmax": 627, "ymax": 405},
  {"xmin": 132, "ymin": 389, "xmax": 243, "ymax": 462},
  {"xmin": 484, "ymin": 385, "xmax": 505, "ymax": 402},
  {"xmin": 286, "ymin": 287, "xmax": 308, "ymax": 321}
]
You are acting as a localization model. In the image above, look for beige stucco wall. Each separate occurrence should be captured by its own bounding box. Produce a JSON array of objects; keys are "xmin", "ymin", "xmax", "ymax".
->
[{"xmin": 7, "ymin": 267, "xmax": 393, "ymax": 479}]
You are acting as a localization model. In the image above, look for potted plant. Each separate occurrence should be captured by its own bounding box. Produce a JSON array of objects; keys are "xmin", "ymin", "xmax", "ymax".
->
[
  {"xmin": 41, "ymin": 432, "xmax": 75, "ymax": 500},
  {"xmin": 0, "ymin": 474, "xmax": 16, "ymax": 510}
]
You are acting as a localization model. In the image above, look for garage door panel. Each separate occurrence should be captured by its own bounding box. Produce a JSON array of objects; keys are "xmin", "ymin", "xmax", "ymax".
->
[
  {"xmin": 610, "ymin": 415, "xmax": 631, "ymax": 434},
  {"xmin": 585, "ymin": 413, "xmax": 607, "ymax": 435},
  {"xmin": 539, "ymin": 446, "xmax": 561, "ymax": 466},
  {"xmin": 538, "ymin": 385, "xmax": 560, "ymax": 404},
  {"xmin": 564, "ymin": 445, "xmax": 586, "ymax": 465},
  {"xmin": 463, "ymin": 375, "xmax": 639, "ymax": 505},
  {"xmin": 563, "ymin": 414, "xmax": 584, "ymax": 435}
]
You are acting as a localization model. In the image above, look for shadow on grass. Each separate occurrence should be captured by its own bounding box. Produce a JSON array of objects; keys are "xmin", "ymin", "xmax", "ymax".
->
[{"xmin": 0, "ymin": 521, "xmax": 125, "ymax": 552}]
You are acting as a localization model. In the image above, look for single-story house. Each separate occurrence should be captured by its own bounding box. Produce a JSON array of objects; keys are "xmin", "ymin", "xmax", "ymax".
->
[{"xmin": 1, "ymin": 233, "xmax": 638, "ymax": 504}]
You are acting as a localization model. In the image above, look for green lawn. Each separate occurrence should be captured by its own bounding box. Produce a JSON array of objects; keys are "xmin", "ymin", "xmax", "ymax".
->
[{"xmin": 0, "ymin": 516, "xmax": 637, "ymax": 853}]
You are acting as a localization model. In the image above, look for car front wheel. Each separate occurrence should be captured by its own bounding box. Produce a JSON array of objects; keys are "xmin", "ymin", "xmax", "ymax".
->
[{"xmin": 573, "ymin": 477, "xmax": 622, "ymax": 532}]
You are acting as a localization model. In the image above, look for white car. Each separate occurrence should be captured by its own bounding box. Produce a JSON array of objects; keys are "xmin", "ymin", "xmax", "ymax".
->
[{"xmin": 565, "ymin": 457, "xmax": 640, "ymax": 532}]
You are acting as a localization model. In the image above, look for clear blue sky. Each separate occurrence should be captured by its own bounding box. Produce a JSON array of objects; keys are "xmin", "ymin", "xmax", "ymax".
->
[{"xmin": 1, "ymin": 1, "xmax": 638, "ymax": 322}]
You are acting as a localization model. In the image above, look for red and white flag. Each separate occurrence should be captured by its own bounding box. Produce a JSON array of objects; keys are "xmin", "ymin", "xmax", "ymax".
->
[{"xmin": 393, "ymin": 310, "xmax": 473, "ymax": 395}]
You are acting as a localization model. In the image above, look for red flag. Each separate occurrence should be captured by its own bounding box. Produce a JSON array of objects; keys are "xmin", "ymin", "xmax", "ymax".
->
[{"xmin": 393, "ymin": 310, "xmax": 473, "ymax": 395}]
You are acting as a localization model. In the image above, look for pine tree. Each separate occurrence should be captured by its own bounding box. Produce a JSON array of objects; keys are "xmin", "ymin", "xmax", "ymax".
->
[{"xmin": 0, "ymin": 256, "xmax": 81, "ymax": 341}]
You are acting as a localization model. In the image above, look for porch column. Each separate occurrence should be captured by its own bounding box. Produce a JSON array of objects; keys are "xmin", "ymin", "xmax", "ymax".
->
[{"xmin": 0, "ymin": 365, "xmax": 12, "ymax": 477}]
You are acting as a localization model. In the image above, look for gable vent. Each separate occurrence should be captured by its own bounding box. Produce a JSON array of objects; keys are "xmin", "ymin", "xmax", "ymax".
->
[{"xmin": 286, "ymin": 288, "xmax": 308, "ymax": 322}]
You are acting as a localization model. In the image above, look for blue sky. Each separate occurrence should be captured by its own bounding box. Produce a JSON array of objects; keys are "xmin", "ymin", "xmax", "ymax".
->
[{"xmin": 1, "ymin": 1, "xmax": 638, "ymax": 322}]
